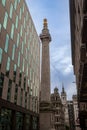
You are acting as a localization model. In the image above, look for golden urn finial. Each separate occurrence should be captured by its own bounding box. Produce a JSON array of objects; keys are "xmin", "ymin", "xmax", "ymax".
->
[{"xmin": 43, "ymin": 18, "xmax": 47, "ymax": 27}]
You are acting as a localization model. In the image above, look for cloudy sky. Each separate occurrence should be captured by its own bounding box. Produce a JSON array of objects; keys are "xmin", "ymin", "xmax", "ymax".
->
[{"xmin": 25, "ymin": 0, "xmax": 77, "ymax": 100}]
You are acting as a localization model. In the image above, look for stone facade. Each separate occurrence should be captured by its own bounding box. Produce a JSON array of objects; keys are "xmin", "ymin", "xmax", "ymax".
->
[
  {"xmin": 72, "ymin": 95, "xmax": 81, "ymax": 130},
  {"xmin": 51, "ymin": 87, "xmax": 65, "ymax": 130},
  {"xmin": 69, "ymin": 0, "xmax": 87, "ymax": 129},
  {"xmin": 61, "ymin": 86, "xmax": 69, "ymax": 128}
]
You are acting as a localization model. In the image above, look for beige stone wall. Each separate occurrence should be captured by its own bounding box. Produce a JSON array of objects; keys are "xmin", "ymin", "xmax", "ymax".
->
[{"xmin": 40, "ymin": 112, "xmax": 51, "ymax": 130}]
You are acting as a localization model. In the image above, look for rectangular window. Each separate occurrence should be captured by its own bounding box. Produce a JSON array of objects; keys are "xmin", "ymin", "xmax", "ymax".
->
[
  {"xmin": 26, "ymin": 48, "xmax": 27, "ymax": 60},
  {"xmin": 20, "ymin": 26, "xmax": 23, "ymax": 37},
  {"xmin": 6, "ymin": 57, "xmax": 10, "ymax": 71},
  {"xmin": 3, "ymin": 12, "xmax": 8, "ymax": 29},
  {"xmin": 10, "ymin": 24, "xmax": 14, "ymax": 39},
  {"xmin": 4, "ymin": 34, "xmax": 9, "ymax": 53},
  {"xmin": 19, "ymin": 8, "xmax": 22, "ymax": 20},
  {"xmin": 18, "ymin": 0, "xmax": 20, "ymax": 3},
  {"xmin": 14, "ymin": 85, "xmax": 18, "ymax": 104},
  {"xmin": 20, "ymin": 90, "xmax": 23, "ymax": 106},
  {"xmin": 24, "ymin": 17, "xmax": 25, "ymax": 29},
  {"xmin": 0, "ymin": 24, "xmax": 2, "ymax": 32},
  {"xmin": 22, "ymin": 58, "xmax": 25, "ymax": 72},
  {"xmin": 12, "ymin": 44, "xmax": 15, "ymax": 60},
  {"xmin": 21, "ymin": 41, "xmax": 24, "ymax": 54},
  {"xmin": 13, "ymin": 64, "xmax": 17, "ymax": 82},
  {"xmin": 14, "ymin": 0, "xmax": 17, "ymax": 10},
  {"xmin": 7, "ymin": 79, "xmax": 12, "ymax": 101},
  {"xmin": 17, "ymin": 33, "xmax": 19, "ymax": 47},
  {"xmin": 9, "ymin": 3, "xmax": 13, "ymax": 19},
  {"xmin": 2, "ymin": 0, "xmax": 6, "ymax": 6},
  {"xmin": 23, "ymin": 4, "xmax": 24, "ymax": 13},
  {"xmin": 0, "ymin": 48, "xmax": 3, "ymax": 64},
  {"xmin": 26, "ymin": 12, "xmax": 28, "ymax": 22},
  {"xmin": 24, "ymin": 33, "xmax": 26, "ymax": 44},
  {"xmin": 18, "ymin": 52, "xmax": 20, "ymax": 67},
  {"xmin": 0, "ymin": 73, "xmax": 4, "ymax": 97},
  {"xmin": 26, "ymin": 64, "xmax": 28, "ymax": 76},
  {"xmin": 15, "ymin": 15, "xmax": 18, "ymax": 28}
]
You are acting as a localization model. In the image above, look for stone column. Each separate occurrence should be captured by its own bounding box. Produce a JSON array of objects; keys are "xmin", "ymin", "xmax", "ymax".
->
[{"xmin": 40, "ymin": 18, "xmax": 52, "ymax": 130}]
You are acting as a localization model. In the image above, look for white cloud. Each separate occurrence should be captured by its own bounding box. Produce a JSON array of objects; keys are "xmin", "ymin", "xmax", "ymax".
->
[{"xmin": 25, "ymin": 0, "xmax": 77, "ymax": 100}]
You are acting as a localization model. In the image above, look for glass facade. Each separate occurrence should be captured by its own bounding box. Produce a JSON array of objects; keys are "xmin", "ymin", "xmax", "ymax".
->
[
  {"xmin": 9, "ymin": 3, "xmax": 13, "ymax": 19},
  {"xmin": 0, "ymin": 0, "xmax": 40, "ymax": 129},
  {"xmin": 10, "ymin": 24, "xmax": 14, "ymax": 39},
  {"xmin": 0, "ymin": 24, "xmax": 2, "ymax": 32},
  {"xmin": 3, "ymin": 12, "xmax": 8, "ymax": 29},
  {"xmin": 0, "ymin": 48, "xmax": 3, "ymax": 64},
  {"xmin": 6, "ymin": 57, "xmax": 10, "ymax": 72},
  {"xmin": 12, "ymin": 44, "xmax": 15, "ymax": 60},
  {"xmin": 2, "ymin": 0, "xmax": 6, "ymax": 7},
  {"xmin": 4, "ymin": 34, "xmax": 9, "ymax": 53}
]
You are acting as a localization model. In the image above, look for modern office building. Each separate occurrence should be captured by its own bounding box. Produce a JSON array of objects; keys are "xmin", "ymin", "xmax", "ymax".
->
[
  {"xmin": 0, "ymin": 0, "xmax": 40, "ymax": 130},
  {"xmin": 69, "ymin": 0, "xmax": 87, "ymax": 129},
  {"xmin": 51, "ymin": 87, "xmax": 65, "ymax": 130}
]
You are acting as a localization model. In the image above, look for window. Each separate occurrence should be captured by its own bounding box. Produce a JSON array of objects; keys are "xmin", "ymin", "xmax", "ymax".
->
[
  {"xmin": 24, "ymin": 33, "xmax": 26, "ymax": 44},
  {"xmin": 3, "ymin": 12, "xmax": 8, "ymax": 29},
  {"xmin": 18, "ymin": 0, "xmax": 20, "ymax": 3},
  {"xmin": 13, "ymin": 64, "xmax": 17, "ymax": 82},
  {"xmin": 2, "ymin": 0, "xmax": 6, "ymax": 6},
  {"xmin": 28, "ymin": 79, "xmax": 29, "ymax": 86},
  {"xmin": 15, "ymin": 15, "xmax": 18, "ymax": 28},
  {"xmin": 22, "ymin": 4, "xmax": 24, "ymax": 13},
  {"xmin": 6, "ymin": 57, "xmax": 10, "ymax": 74},
  {"xmin": 16, "ymin": 33, "xmax": 19, "ymax": 47},
  {"xmin": 11, "ymin": 24, "xmax": 14, "ymax": 39},
  {"xmin": 20, "ymin": 26, "xmax": 23, "ymax": 37},
  {"xmin": 24, "ymin": 17, "xmax": 25, "ymax": 28},
  {"xmin": 22, "ymin": 58, "xmax": 25, "ymax": 72},
  {"xmin": 26, "ymin": 48, "xmax": 27, "ymax": 59},
  {"xmin": 9, "ymin": 3, "xmax": 13, "ymax": 19},
  {"xmin": 21, "ymin": 41, "xmax": 24, "ymax": 54},
  {"xmin": 24, "ymin": 76, "xmax": 26, "ymax": 90},
  {"xmin": 14, "ymin": 0, "xmax": 17, "ymax": 10},
  {"xmin": 4, "ymin": 34, "xmax": 9, "ymax": 53},
  {"xmin": 19, "ymin": 70, "xmax": 22, "ymax": 86},
  {"xmin": 26, "ymin": 12, "xmax": 28, "ymax": 22},
  {"xmin": 20, "ymin": 89, "xmax": 23, "ymax": 106},
  {"xmin": 0, "ymin": 73, "xmax": 4, "ymax": 97},
  {"xmin": 14, "ymin": 85, "xmax": 18, "ymax": 104},
  {"xmin": 19, "ymin": 8, "xmax": 22, "ymax": 20},
  {"xmin": 18, "ymin": 52, "xmax": 20, "ymax": 67},
  {"xmin": 0, "ymin": 48, "xmax": 3, "ymax": 65},
  {"xmin": 26, "ymin": 64, "xmax": 28, "ymax": 76},
  {"xmin": 12, "ymin": 44, "xmax": 15, "ymax": 60},
  {"xmin": 7, "ymin": 80, "xmax": 12, "ymax": 101},
  {"xmin": 0, "ymin": 24, "xmax": 2, "ymax": 32}
]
